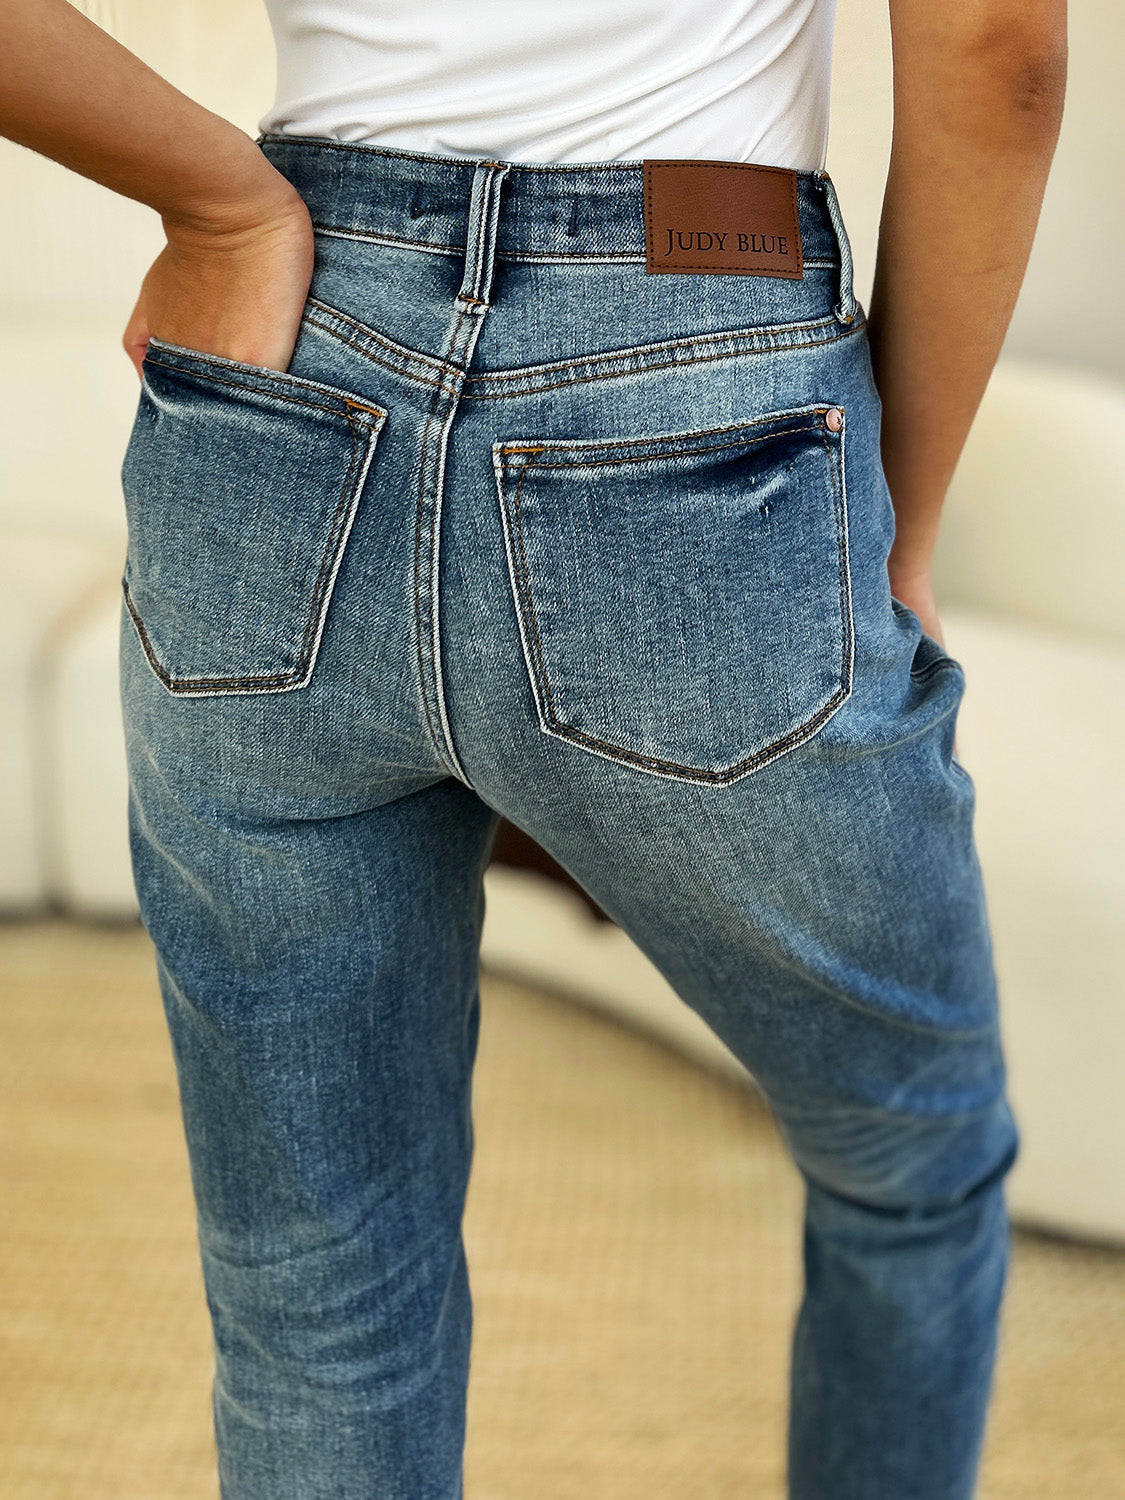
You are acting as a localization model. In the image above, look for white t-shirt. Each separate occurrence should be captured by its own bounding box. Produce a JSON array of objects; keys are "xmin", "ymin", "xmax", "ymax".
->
[{"xmin": 258, "ymin": 0, "xmax": 837, "ymax": 171}]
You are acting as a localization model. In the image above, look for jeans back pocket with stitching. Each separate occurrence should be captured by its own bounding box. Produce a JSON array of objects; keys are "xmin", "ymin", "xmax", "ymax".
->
[
  {"xmin": 121, "ymin": 337, "xmax": 387, "ymax": 697},
  {"xmin": 493, "ymin": 404, "xmax": 853, "ymax": 784}
]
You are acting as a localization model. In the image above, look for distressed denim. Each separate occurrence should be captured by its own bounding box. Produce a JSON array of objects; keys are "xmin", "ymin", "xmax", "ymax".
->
[{"xmin": 118, "ymin": 134, "xmax": 1020, "ymax": 1500}]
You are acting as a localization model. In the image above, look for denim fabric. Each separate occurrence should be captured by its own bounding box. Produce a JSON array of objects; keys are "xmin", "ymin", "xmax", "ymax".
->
[{"xmin": 118, "ymin": 133, "xmax": 1020, "ymax": 1500}]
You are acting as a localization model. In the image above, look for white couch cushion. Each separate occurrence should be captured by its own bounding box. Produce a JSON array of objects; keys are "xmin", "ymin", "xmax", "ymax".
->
[
  {"xmin": 0, "ymin": 524, "xmax": 124, "ymax": 906},
  {"xmin": 935, "ymin": 359, "xmax": 1125, "ymax": 646},
  {"xmin": 45, "ymin": 579, "xmax": 137, "ymax": 917},
  {"xmin": 944, "ymin": 605, "xmax": 1125, "ymax": 1243}
]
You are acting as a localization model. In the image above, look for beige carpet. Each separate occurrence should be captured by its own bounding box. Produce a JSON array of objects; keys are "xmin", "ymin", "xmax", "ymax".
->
[{"xmin": 0, "ymin": 918, "xmax": 1122, "ymax": 1499}]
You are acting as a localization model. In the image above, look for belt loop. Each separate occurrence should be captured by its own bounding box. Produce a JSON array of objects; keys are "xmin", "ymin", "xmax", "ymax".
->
[
  {"xmin": 814, "ymin": 169, "xmax": 857, "ymax": 325},
  {"xmin": 457, "ymin": 158, "xmax": 511, "ymax": 312}
]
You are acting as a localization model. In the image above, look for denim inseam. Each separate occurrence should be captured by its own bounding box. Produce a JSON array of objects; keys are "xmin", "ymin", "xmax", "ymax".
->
[{"xmin": 118, "ymin": 133, "xmax": 1020, "ymax": 1500}]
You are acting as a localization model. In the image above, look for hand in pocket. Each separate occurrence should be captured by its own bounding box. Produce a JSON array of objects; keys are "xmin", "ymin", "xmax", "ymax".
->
[
  {"xmin": 122, "ymin": 187, "xmax": 315, "ymax": 379},
  {"xmin": 889, "ymin": 565, "xmax": 962, "ymax": 759}
]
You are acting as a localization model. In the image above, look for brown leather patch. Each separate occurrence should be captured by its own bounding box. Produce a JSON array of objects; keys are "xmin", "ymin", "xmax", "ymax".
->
[{"xmin": 644, "ymin": 159, "xmax": 803, "ymax": 278}]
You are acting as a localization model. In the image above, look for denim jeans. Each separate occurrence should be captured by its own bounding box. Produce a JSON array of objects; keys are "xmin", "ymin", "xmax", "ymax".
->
[{"xmin": 118, "ymin": 134, "xmax": 1020, "ymax": 1500}]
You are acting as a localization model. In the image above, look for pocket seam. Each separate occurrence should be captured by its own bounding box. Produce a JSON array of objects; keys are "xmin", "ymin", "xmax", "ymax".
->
[
  {"xmin": 497, "ymin": 408, "xmax": 829, "ymax": 463},
  {"xmin": 503, "ymin": 420, "xmax": 826, "ymax": 471},
  {"xmin": 143, "ymin": 342, "xmax": 386, "ymax": 425}
]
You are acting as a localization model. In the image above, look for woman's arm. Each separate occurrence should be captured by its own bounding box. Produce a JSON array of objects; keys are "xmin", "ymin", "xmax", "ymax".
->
[
  {"xmin": 0, "ymin": 0, "xmax": 314, "ymax": 374},
  {"xmin": 868, "ymin": 0, "xmax": 1067, "ymax": 640}
]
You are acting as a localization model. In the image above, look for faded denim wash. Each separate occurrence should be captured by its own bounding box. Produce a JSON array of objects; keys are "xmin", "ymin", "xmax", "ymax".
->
[{"xmin": 118, "ymin": 133, "xmax": 1021, "ymax": 1500}]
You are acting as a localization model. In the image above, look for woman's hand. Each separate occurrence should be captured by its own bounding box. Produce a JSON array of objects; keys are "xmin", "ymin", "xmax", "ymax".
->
[
  {"xmin": 887, "ymin": 560, "xmax": 946, "ymax": 653},
  {"xmin": 122, "ymin": 190, "xmax": 316, "ymax": 380},
  {"xmin": 889, "ymin": 558, "xmax": 964, "ymax": 760}
]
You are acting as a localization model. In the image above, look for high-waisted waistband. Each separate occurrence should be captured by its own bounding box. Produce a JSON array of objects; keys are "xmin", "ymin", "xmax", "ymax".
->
[{"xmin": 256, "ymin": 132, "xmax": 852, "ymax": 276}]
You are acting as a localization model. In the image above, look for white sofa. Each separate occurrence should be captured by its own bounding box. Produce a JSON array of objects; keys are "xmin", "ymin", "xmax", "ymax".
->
[
  {"xmin": 1, "ymin": 0, "xmax": 1122, "ymax": 1245},
  {"xmin": 934, "ymin": 363, "xmax": 1125, "ymax": 1246}
]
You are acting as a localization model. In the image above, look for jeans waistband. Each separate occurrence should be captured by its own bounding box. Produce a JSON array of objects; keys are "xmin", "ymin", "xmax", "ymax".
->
[{"xmin": 256, "ymin": 132, "xmax": 856, "ymax": 319}]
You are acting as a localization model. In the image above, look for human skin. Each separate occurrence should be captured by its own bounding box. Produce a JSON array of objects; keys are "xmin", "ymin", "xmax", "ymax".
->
[
  {"xmin": 872, "ymin": 0, "xmax": 1067, "ymax": 640},
  {"xmin": 0, "ymin": 0, "xmax": 1067, "ymax": 647}
]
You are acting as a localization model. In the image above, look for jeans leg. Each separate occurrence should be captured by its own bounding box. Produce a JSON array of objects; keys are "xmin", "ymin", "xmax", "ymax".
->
[
  {"xmin": 494, "ymin": 635, "xmax": 1019, "ymax": 1497},
  {"xmin": 504, "ymin": 732, "xmax": 1016, "ymax": 1498},
  {"xmin": 121, "ymin": 607, "xmax": 498, "ymax": 1497},
  {"xmin": 787, "ymin": 1112, "xmax": 1014, "ymax": 1500}
]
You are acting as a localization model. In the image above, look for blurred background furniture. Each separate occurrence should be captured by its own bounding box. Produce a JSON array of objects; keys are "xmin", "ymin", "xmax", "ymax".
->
[{"xmin": 1, "ymin": 0, "xmax": 1122, "ymax": 1244}]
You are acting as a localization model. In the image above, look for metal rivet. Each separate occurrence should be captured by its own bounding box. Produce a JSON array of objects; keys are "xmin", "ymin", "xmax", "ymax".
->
[{"xmin": 824, "ymin": 406, "xmax": 845, "ymax": 433}]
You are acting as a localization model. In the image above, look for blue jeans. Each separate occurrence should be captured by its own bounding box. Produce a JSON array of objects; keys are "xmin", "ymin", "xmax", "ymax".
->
[{"xmin": 118, "ymin": 135, "xmax": 1020, "ymax": 1500}]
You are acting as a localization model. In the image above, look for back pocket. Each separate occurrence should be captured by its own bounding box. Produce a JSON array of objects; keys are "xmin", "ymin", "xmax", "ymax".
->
[
  {"xmin": 493, "ymin": 403, "xmax": 853, "ymax": 783},
  {"xmin": 121, "ymin": 337, "xmax": 387, "ymax": 696}
]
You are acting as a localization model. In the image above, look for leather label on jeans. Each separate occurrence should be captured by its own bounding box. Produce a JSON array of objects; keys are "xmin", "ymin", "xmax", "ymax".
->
[{"xmin": 643, "ymin": 160, "xmax": 804, "ymax": 278}]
